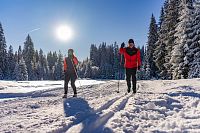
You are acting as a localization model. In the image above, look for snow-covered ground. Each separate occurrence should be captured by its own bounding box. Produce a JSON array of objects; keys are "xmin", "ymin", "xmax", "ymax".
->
[{"xmin": 0, "ymin": 79, "xmax": 200, "ymax": 132}]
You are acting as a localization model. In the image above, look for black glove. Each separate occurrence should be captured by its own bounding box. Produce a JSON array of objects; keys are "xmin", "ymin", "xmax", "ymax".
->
[{"xmin": 121, "ymin": 42, "xmax": 125, "ymax": 48}]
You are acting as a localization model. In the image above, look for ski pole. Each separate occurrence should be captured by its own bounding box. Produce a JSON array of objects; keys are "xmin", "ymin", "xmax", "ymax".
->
[
  {"xmin": 136, "ymin": 57, "xmax": 140, "ymax": 91},
  {"xmin": 70, "ymin": 58, "xmax": 85, "ymax": 98},
  {"xmin": 117, "ymin": 54, "xmax": 123, "ymax": 93}
]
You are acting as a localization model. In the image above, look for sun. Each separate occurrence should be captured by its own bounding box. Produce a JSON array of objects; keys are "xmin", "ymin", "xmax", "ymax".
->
[{"xmin": 56, "ymin": 25, "xmax": 73, "ymax": 42}]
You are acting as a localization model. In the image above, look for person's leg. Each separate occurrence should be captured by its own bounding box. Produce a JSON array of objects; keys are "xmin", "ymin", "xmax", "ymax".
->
[
  {"xmin": 70, "ymin": 73, "xmax": 77, "ymax": 96},
  {"xmin": 132, "ymin": 68, "xmax": 137, "ymax": 93},
  {"xmin": 64, "ymin": 72, "xmax": 70, "ymax": 95},
  {"xmin": 126, "ymin": 68, "xmax": 131, "ymax": 93}
]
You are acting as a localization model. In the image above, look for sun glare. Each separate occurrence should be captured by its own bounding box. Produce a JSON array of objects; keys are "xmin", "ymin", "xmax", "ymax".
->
[{"xmin": 56, "ymin": 25, "xmax": 73, "ymax": 42}]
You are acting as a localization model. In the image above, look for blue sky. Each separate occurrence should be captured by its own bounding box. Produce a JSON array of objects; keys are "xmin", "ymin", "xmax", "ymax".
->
[{"xmin": 0, "ymin": 0, "xmax": 165, "ymax": 60}]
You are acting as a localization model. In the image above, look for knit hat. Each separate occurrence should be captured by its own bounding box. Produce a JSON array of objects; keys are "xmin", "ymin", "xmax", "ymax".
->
[
  {"xmin": 68, "ymin": 49, "xmax": 74, "ymax": 53},
  {"xmin": 128, "ymin": 39, "xmax": 134, "ymax": 44}
]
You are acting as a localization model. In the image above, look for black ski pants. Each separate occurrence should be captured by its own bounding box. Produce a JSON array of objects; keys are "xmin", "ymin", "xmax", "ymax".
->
[
  {"xmin": 126, "ymin": 68, "xmax": 137, "ymax": 92},
  {"xmin": 64, "ymin": 71, "xmax": 77, "ymax": 95}
]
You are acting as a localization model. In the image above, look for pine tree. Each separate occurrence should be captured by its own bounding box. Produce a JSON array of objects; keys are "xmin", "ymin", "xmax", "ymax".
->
[
  {"xmin": 84, "ymin": 61, "xmax": 92, "ymax": 78},
  {"xmin": 7, "ymin": 45, "xmax": 16, "ymax": 80},
  {"xmin": 188, "ymin": 1, "xmax": 200, "ymax": 78},
  {"xmin": 18, "ymin": 45, "xmax": 22, "ymax": 63},
  {"xmin": 158, "ymin": 7, "xmax": 165, "ymax": 30},
  {"xmin": 163, "ymin": 0, "xmax": 180, "ymax": 79},
  {"xmin": 90, "ymin": 44, "xmax": 98, "ymax": 66},
  {"xmin": 47, "ymin": 51, "xmax": 54, "ymax": 80},
  {"xmin": 14, "ymin": 57, "xmax": 28, "ymax": 81},
  {"xmin": 113, "ymin": 43, "xmax": 121, "ymax": 79},
  {"xmin": 154, "ymin": 0, "xmax": 180, "ymax": 79},
  {"xmin": 54, "ymin": 51, "xmax": 64, "ymax": 80},
  {"xmin": 170, "ymin": 0, "xmax": 194, "ymax": 79},
  {"xmin": 145, "ymin": 14, "xmax": 159, "ymax": 79},
  {"xmin": 154, "ymin": 1, "xmax": 168, "ymax": 79},
  {"xmin": 35, "ymin": 50, "xmax": 39, "ymax": 63},
  {"xmin": 23, "ymin": 34, "xmax": 35, "ymax": 80},
  {"xmin": 0, "ymin": 22, "xmax": 7, "ymax": 79},
  {"xmin": 38, "ymin": 49, "xmax": 48, "ymax": 80}
]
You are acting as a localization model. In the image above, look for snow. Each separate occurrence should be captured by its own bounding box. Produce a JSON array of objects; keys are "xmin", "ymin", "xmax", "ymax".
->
[
  {"xmin": 0, "ymin": 79, "xmax": 105, "ymax": 93},
  {"xmin": 0, "ymin": 79, "xmax": 200, "ymax": 132}
]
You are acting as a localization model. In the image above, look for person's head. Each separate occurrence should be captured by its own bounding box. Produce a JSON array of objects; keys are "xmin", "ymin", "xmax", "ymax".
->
[
  {"xmin": 68, "ymin": 49, "xmax": 74, "ymax": 58},
  {"xmin": 128, "ymin": 39, "xmax": 135, "ymax": 48}
]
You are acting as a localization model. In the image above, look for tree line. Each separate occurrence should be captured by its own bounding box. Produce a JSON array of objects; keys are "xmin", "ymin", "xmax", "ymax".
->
[
  {"xmin": 143, "ymin": 0, "xmax": 200, "ymax": 80},
  {"xmin": 77, "ymin": 42, "xmax": 145, "ymax": 79},
  {"xmin": 0, "ymin": 23, "xmax": 64, "ymax": 81},
  {"xmin": 1, "ymin": 0, "xmax": 200, "ymax": 81}
]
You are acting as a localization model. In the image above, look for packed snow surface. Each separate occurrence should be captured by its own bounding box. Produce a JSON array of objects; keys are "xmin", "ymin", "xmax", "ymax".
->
[{"xmin": 0, "ymin": 79, "xmax": 200, "ymax": 132}]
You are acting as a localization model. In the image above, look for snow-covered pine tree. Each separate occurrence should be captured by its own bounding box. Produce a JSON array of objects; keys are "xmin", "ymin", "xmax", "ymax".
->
[
  {"xmin": 7, "ymin": 45, "xmax": 16, "ymax": 80},
  {"xmin": 54, "ymin": 50, "xmax": 64, "ymax": 80},
  {"xmin": 35, "ymin": 50, "xmax": 39, "ymax": 63},
  {"xmin": 77, "ymin": 58, "xmax": 88, "ymax": 78},
  {"xmin": 14, "ymin": 57, "xmax": 28, "ymax": 81},
  {"xmin": 113, "ymin": 43, "xmax": 121, "ymax": 79},
  {"xmin": 106, "ymin": 44, "xmax": 114, "ymax": 79},
  {"xmin": 170, "ymin": 0, "xmax": 194, "ymax": 79},
  {"xmin": 158, "ymin": 7, "xmax": 165, "ymax": 30},
  {"xmin": 47, "ymin": 51, "xmax": 55, "ymax": 80},
  {"xmin": 100, "ymin": 43, "xmax": 107, "ymax": 78},
  {"xmin": 154, "ymin": 1, "xmax": 168, "ymax": 79},
  {"xmin": 38, "ymin": 49, "xmax": 48, "ymax": 80},
  {"xmin": 188, "ymin": 1, "xmax": 200, "ymax": 78},
  {"xmin": 84, "ymin": 61, "xmax": 92, "ymax": 78},
  {"xmin": 163, "ymin": 0, "xmax": 180, "ymax": 79},
  {"xmin": 90, "ymin": 44, "xmax": 98, "ymax": 66},
  {"xmin": 140, "ymin": 45, "xmax": 145, "ymax": 63},
  {"xmin": 145, "ymin": 14, "xmax": 159, "ymax": 79},
  {"xmin": 43, "ymin": 54, "xmax": 49, "ymax": 80},
  {"xmin": 23, "ymin": 34, "xmax": 35, "ymax": 80},
  {"xmin": 17, "ymin": 45, "xmax": 22, "ymax": 63},
  {"xmin": 0, "ymin": 22, "xmax": 7, "ymax": 79},
  {"xmin": 19, "ymin": 57, "xmax": 28, "ymax": 81}
]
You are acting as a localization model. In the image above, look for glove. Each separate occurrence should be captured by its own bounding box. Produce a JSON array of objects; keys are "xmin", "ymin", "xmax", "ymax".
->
[
  {"xmin": 137, "ymin": 66, "xmax": 141, "ymax": 70},
  {"xmin": 121, "ymin": 42, "xmax": 125, "ymax": 48}
]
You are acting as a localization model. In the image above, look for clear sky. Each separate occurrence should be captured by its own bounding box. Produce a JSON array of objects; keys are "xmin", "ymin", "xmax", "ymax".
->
[{"xmin": 0, "ymin": 0, "xmax": 165, "ymax": 60}]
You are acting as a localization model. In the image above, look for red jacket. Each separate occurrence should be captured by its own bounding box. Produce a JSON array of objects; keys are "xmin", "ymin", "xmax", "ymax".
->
[
  {"xmin": 119, "ymin": 47, "xmax": 141, "ymax": 68},
  {"xmin": 63, "ymin": 55, "xmax": 78, "ymax": 71}
]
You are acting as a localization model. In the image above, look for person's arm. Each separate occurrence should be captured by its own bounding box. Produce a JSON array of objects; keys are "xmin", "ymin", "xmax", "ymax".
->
[
  {"xmin": 119, "ymin": 48, "xmax": 125, "ymax": 54},
  {"xmin": 119, "ymin": 42, "xmax": 125, "ymax": 54},
  {"xmin": 73, "ymin": 56, "xmax": 78, "ymax": 66},
  {"xmin": 63, "ymin": 57, "xmax": 67, "ymax": 72},
  {"xmin": 137, "ymin": 50, "xmax": 142, "ymax": 69}
]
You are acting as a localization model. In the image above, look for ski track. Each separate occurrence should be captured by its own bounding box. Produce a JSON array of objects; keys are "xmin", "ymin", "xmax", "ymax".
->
[
  {"xmin": 0, "ymin": 80, "xmax": 127, "ymax": 133},
  {"xmin": 1, "ymin": 79, "xmax": 200, "ymax": 132}
]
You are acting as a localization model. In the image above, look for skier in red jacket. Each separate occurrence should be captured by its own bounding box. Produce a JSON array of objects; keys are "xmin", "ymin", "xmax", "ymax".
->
[
  {"xmin": 63, "ymin": 49, "xmax": 78, "ymax": 98},
  {"xmin": 119, "ymin": 39, "xmax": 141, "ymax": 93}
]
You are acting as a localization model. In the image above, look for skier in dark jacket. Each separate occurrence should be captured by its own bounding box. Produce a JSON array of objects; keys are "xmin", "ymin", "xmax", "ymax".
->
[
  {"xmin": 63, "ymin": 49, "xmax": 78, "ymax": 98},
  {"xmin": 119, "ymin": 39, "xmax": 141, "ymax": 93}
]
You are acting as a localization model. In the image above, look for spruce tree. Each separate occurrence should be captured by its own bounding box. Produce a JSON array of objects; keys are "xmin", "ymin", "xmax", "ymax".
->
[
  {"xmin": 7, "ymin": 45, "xmax": 16, "ymax": 80},
  {"xmin": 54, "ymin": 51, "xmax": 64, "ymax": 80},
  {"xmin": 0, "ymin": 22, "xmax": 7, "ymax": 79},
  {"xmin": 23, "ymin": 34, "xmax": 35, "ymax": 80},
  {"xmin": 170, "ymin": 0, "xmax": 194, "ymax": 79},
  {"xmin": 14, "ymin": 57, "xmax": 28, "ymax": 81},
  {"xmin": 163, "ymin": 0, "xmax": 180, "ymax": 79},
  {"xmin": 145, "ymin": 14, "xmax": 159, "ymax": 79},
  {"xmin": 188, "ymin": 1, "xmax": 200, "ymax": 78}
]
